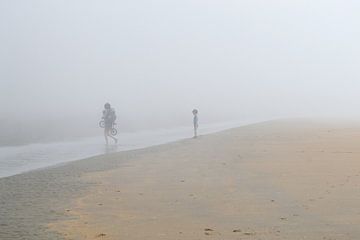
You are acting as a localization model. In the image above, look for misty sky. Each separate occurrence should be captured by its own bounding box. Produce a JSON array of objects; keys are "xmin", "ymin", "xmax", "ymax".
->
[{"xmin": 1, "ymin": 0, "xmax": 360, "ymax": 127}]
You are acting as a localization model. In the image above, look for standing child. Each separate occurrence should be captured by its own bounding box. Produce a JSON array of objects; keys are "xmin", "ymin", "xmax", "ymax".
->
[{"xmin": 192, "ymin": 109, "xmax": 199, "ymax": 138}]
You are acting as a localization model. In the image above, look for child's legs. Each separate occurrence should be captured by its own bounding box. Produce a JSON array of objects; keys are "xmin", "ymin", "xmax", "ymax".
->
[
  {"xmin": 104, "ymin": 129, "xmax": 109, "ymax": 144},
  {"xmin": 105, "ymin": 127, "xmax": 117, "ymax": 143}
]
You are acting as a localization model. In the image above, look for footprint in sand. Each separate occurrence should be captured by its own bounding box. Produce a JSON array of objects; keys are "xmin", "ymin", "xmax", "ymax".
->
[
  {"xmin": 233, "ymin": 229, "xmax": 241, "ymax": 233},
  {"xmin": 96, "ymin": 233, "xmax": 106, "ymax": 238},
  {"xmin": 204, "ymin": 228, "xmax": 214, "ymax": 236},
  {"xmin": 189, "ymin": 194, "xmax": 196, "ymax": 198}
]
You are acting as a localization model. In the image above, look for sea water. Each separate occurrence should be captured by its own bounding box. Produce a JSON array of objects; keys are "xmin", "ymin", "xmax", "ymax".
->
[{"xmin": 0, "ymin": 121, "xmax": 250, "ymax": 178}]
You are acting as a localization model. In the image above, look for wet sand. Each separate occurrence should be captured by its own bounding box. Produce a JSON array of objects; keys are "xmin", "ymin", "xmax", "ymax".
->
[{"xmin": 2, "ymin": 120, "xmax": 360, "ymax": 239}]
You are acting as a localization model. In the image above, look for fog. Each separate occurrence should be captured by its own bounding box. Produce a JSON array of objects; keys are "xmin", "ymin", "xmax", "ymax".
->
[{"xmin": 1, "ymin": 0, "xmax": 360, "ymax": 145}]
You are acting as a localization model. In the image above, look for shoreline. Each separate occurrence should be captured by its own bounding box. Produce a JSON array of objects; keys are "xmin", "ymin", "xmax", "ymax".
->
[
  {"xmin": 2, "ymin": 119, "xmax": 360, "ymax": 239},
  {"xmin": 0, "ymin": 120, "xmax": 251, "ymax": 179},
  {"xmin": 0, "ymin": 136, "xmax": 196, "ymax": 240}
]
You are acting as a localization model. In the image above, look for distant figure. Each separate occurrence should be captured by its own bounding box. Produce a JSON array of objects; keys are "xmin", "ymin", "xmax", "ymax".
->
[
  {"xmin": 192, "ymin": 109, "xmax": 199, "ymax": 138},
  {"xmin": 102, "ymin": 103, "xmax": 118, "ymax": 145}
]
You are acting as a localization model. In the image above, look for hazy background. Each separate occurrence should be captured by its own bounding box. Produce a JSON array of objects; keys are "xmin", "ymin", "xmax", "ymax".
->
[{"xmin": 1, "ymin": 0, "xmax": 360, "ymax": 145}]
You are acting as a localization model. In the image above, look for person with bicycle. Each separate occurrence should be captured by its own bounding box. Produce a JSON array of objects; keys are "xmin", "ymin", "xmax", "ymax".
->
[{"xmin": 102, "ymin": 103, "xmax": 118, "ymax": 145}]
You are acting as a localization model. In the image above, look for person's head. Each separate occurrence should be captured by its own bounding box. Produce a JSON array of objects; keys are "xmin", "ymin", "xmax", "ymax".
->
[
  {"xmin": 104, "ymin": 103, "xmax": 111, "ymax": 110},
  {"xmin": 192, "ymin": 109, "xmax": 198, "ymax": 115}
]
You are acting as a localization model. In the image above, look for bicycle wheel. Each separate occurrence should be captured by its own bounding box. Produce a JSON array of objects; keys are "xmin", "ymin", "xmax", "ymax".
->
[
  {"xmin": 99, "ymin": 121, "xmax": 105, "ymax": 128},
  {"xmin": 111, "ymin": 128, "xmax": 118, "ymax": 136}
]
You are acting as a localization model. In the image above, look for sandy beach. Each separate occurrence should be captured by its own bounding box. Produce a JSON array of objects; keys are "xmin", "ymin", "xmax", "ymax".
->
[{"xmin": 2, "ymin": 120, "xmax": 360, "ymax": 240}]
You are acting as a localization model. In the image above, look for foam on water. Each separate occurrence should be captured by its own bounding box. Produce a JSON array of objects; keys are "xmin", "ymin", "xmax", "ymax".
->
[{"xmin": 0, "ymin": 121, "xmax": 249, "ymax": 178}]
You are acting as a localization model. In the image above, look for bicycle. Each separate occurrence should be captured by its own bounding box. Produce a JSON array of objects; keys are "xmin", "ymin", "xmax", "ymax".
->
[{"xmin": 99, "ymin": 120, "xmax": 118, "ymax": 136}]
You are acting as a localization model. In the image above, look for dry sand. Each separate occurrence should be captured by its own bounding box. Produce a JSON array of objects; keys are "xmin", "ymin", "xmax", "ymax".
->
[{"xmin": 2, "ymin": 120, "xmax": 360, "ymax": 239}]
